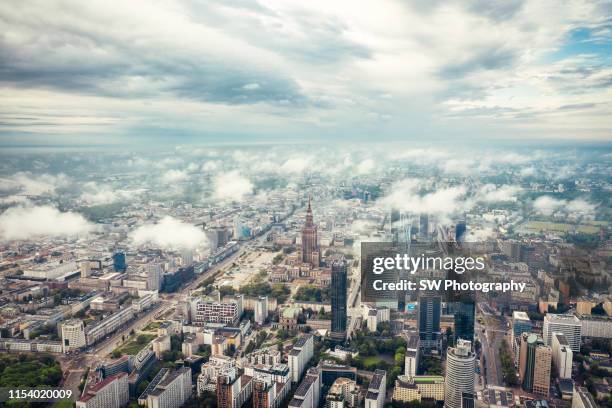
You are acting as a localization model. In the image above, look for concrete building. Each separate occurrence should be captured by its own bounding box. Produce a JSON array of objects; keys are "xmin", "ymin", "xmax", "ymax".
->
[
  {"xmin": 216, "ymin": 368, "xmax": 253, "ymax": 408},
  {"xmin": 543, "ymin": 314, "xmax": 581, "ymax": 352},
  {"xmin": 288, "ymin": 367, "xmax": 321, "ymax": 408},
  {"xmin": 191, "ymin": 297, "xmax": 242, "ymax": 326},
  {"xmin": 552, "ymin": 332, "xmax": 573, "ymax": 379},
  {"xmin": 393, "ymin": 375, "xmax": 445, "ymax": 403},
  {"xmin": 365, "ymin": 369, "xmax": 386, "ymax": 408},
  {"xmin": 444, "ymin": 339, "xmax": 475, "ymax": 408},
  {"xmin": 76, "ymin": 372, "xmax": 129, "ymax": 408},
  {"xmin": 152, "ymin": 335, "xmax": 171, "ymax": 359},
  {"xmin": 255, "ymin": 296, "xmax": 268, "ymax": 325},
  {"xmin": 288, "ymin": 334, "xmax": 314, "ymax": 383},
  {"xmin": 146, "ymin": 367, "xmax": 192, "ymax": 408},
  {"xmin": 521, "ymin": 333, "xmax": 552, "ymax": 397},
  {"xmin": 61, "ymin": 319, "xmax": 86, "ymax": 352},
  {"xmin": 86, "ymin": 307, "xmax": 135, "ymax": 345},
  {"xmin": 579, "ymin": 314, "xmax": 612, "ymax": 339}
]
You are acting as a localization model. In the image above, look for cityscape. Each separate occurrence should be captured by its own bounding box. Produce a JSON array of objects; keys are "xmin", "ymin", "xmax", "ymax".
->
[{"xmin": 0, "ymin": 1, "xmax": 611, "ymax": 408}]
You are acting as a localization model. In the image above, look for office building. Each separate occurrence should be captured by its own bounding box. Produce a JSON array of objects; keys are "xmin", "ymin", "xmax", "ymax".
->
[
  {"xmin": 289, "ymin": 334, "xmax": 314, "ymax": 383},
  {"xmin": 453, "ymin": 300, "xmax": 475, "ymax": 343},
  {"xmin": 393, "ymin": 375, "xmax": 445, "ymax": 402},
  {"xmin": 330, "ymin": 259, "xmax": 348, "ymax": 340},
  {"xmin": 543, "ymin": 314, "xmax": 581, "ymax": 352},
  {"xmin": 191, "ymin": 297, "xmax": 242, "ymax": 326},
  {"xmin": 418, "ymin": 292, "xmax": 441, "ymax": 353},
  {"xmin": 146, "ymin": 367, "xmax": 192, "ymax": 408},
  {"xmin": 301, "ymin": 197, "xmax": 319, "ymax": 266},
  {"xmin": 419, "ymin": 214, "xmax": 429, "ymax": 239},
  {"xmin": 61, "ymin": 319, "xmax": 86, "ymax": 352},
  {"xmin": 365, "ymin": 369, "xmax": 386, "ymax": 408},
  {"xmin": 579, "ymin": 314, "xmax": 612, "ymax": 338},
  {"xmin": 76, "ymin": 372, "xmax": 129, "ymax": 408},
  {"xmin": 521, "ymin": 334, "xmax": 551, "ymax": 397},
  {"xmin": 512, "ymin": 311, "xmax": 532, "ymax": 342},
  {"xmin": 552, "ymin": 332, "xmax": 573, "ymax": 379},
  {"xmin": 444, "ymin": 339, "xmax": 475, "ymax": 408},
  {"xmin": 252, "ymin": 376, "xmax": 290, "ymax": 408}
]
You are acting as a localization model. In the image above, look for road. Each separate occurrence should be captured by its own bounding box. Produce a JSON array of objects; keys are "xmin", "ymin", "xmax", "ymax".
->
[{"xmin": 477, "ymin": 302, "xmax": 507, "ymax": 387}]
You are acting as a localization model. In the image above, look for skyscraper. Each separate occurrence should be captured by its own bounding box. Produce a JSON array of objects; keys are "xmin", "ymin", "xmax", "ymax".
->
[
  {"xmin": 453, "ymin": 300, "xmax": 475, "ymax": 343},
  {"xmin": 444, "ymin": 339, "xmax": 475, "ymax": 408},
  {"xmin": 301, "ymin": 196, "xmax": 319, "ymax": 266},
  {"xmin": 543, "ymin": 314, "xmax": 581, "ymax": 352},
  {"xmin": 521, "ymin": 333, "xmax": 551, "ymax": 397},
  {"xmin": 418, "ymin": 292, "xmax": 441, "ymax": 354},
  {"xmin": 331, "ymin": 259, "xmax": 348, "ymax": 340},
  {"xmin": 419, "ymin": 214, "xmax": 429, "ymax": 240}
]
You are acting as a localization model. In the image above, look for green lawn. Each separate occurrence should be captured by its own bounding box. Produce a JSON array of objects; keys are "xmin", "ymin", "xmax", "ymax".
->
[
  {"xmin": 143, "ymin": 322, "xmax": 161, "ymax": 331},
  {"xmin": 113, "ymin": 334, "xmax": 156, "ymax": 356}
]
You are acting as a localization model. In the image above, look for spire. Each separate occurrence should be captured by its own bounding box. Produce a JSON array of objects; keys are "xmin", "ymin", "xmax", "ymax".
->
[{"xmin": 307, "ymin": 195, "xmax": 312, "ymax": 212}]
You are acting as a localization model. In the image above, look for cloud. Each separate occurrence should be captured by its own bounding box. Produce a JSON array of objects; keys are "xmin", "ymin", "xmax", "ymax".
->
[
  {"xmin": 79, "ymin": 182, "xmax": 138, "ymax": 205},
  {"xmin": 161, "ymin": 169, "xmax": 188, "ymax": 183},
  {"xmin": 280, "ymin": 157, "xmax": 313, "ymax": 174},
  {"xmin": 378, "ymin": 179, "xmax": 469, "ymax": 218},
  {"xmin": 213, "ymin": 170, "xmax": 253, "ymax": 201},
  {"xmin": 356, "ymin": 158, "xmax": 376, "ymax": 174},
  {"xmin": 0, "ymin": 172, "xmax": 70, "ymax": 196},
  {"xmin": 201, "ymin": 161, "xmax": 220, "ymax": 172},
  {"xmin": 0, "ymin": 205, "xmax": 94, "ymax": 241},
  {"xmin": 533, "ymin": 196, "xmax": 597, "ymax": 217},
  {"xmin": 519, "ymin": 166, "xmax": 536, "ymax": 177},
  {"xmin": 130, "ymin": 216, "xmax": 208, "ymax": 250},
  {"xmin": 476, "ymin": 184, "xmax": 522, "ymax": 202}
]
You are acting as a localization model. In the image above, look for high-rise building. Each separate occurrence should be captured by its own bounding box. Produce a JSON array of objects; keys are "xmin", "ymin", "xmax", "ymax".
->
[
  {"xmin": 288, "ymin": 334, "xmax": 314, "ymax": 383},
  {"xmin": 365, "ymin": 369, "xmax": 386, "ymax": 408},
  {"xmin": 216, "ymin": 368, "xmax": 253, "ymax": 408},
  {"xmin": 255, "ymin": 296, "xmax": 268, "ymax": 325},
  {"xmin": 288, "ymin": 367, "xmax": 321, "ymax": 408},
  {"xmin": 444, "ymin": 339, "xmax": 475, "ymax": 408},
  {"xmin": 113, "ymin": 252, "xmax": 126, "ymax": 272},
  {"xmin": 330, "ymin": 259, "xmax": 348, "ymax": 340},
  {"xmin": 252, "ymin": 378, "xmax": 275, "ymax": 408},
  {"xmin": 543, "ymin": 314, "xmax": 581, "ymax": 352},
  {"xmin": 552, "ymin": 332, "xmax": 573, "ymax": 379},
  {"xmin": 61, "ymin": 319, "xmax": 86, "ymax": 352},
  {"xmin": 453, "ymin": 300, "xmax": 475, "ymax": 343},
  {"xmin": 512, "ymin": 311, "xmax": 532, "ymax": 343},
  {"xmin": 76, "ymin": 372, "xmax": 129, "ymax": 408},
  {"xmin": 419, "ymin": 214, "xmax": 429, "ymax": 240},
  {"xmin": 521, "ymin": 334, "xmax": 551, "ymax": 397},
  {"xmin": 301, "ymin": 197, "xmax": 319, "ymax": 266},
  {"xmin": 418, "ymin": 292, "xmax": 441, "ymax": 353}
]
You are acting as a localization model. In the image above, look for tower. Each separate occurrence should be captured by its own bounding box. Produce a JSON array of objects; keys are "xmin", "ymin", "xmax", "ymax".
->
[
  {"xmin": 444, "ymin": 340, "xmax": 475, "ymax": 408},
  {"xmin": 331, "ymin": 259, "xmax": 348, "ymax": 340},
  {"xmin": 301, "ymin": 196, "xmax": 319, "ymax": 265},
  {"xmin": 418, "ymin": 292, "xmax": 441, "ymax": 354}
]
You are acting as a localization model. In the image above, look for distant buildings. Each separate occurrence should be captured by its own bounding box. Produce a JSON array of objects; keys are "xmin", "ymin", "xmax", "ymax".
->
[
  {"xmin": 255, "ymin": 296, "xmax": 268, "ymax": 325},
  {"xmin": 76, "ymin": 372, "xmax": 129, "ymax": 408},
  {"xmin": 444, "ymin": 339, "xmax": 475, "ymax": 408},
  {"xmin": 289, "ymin": 334, "xmax": 314, "ymax": 383},
  {"xmin": 146, "ymin": 367, "xmax": 192, "ymax": 408},
  {"xmin": 543, "ymin": 314, "xmax": 581, "ymax": 352},
  {"xmin": 365, "ymin": 369, "xmax": 386, "ymax": 408},
  {"xmin": 579, "ymin": 314, "xmax": 612, "ymax": 339},
  {"xmin": 113, "ymin": 252, "xmax": 127, "ymax": 272},
  {"xmin": 330, "ymin": 259, "xmax": 348, "ymax": 340}
]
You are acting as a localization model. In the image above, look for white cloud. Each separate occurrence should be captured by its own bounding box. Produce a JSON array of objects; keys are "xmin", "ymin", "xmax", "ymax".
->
[
  {"xmin": 130, "ymin": 216, "xmax": 208, "ymax": 250},
  {"xmin": 201, "ymin": 161, "xmax": 220, "ymax": 172},
  {"xmin": 161, "ymin": 169, "xmax": 188, "ymax": 183},
  {"xmin": 0, "ymin": 205, "xmax": 94, "ymax": 241},
  {"xmin": 533, "ymin": 195, "xmax": 597, "ymax": 217},
  {"xmin": 356, "ymin": 158, "xmax": 375, "ymax": 174},
  {"xmin": 378, "ymin": 179, "xmax": 469, "ymax": 218},
  {"xmin": 213, "ymin": 170, "xmax": 253, "ymax": 201},
  {"xmin": 280, "ymin": 157, "xmax": 312, "ymax": 174},
  {"xmin": 0, "ymin": 172, "xmax": 70, "ymax": 196},
  {"xmin": 476, "ymin": 184, "xmax": 522, "ymax": 202},
  {"xmin": 519, "ymin": 167, "xmax": 536, "ymax": 177}
]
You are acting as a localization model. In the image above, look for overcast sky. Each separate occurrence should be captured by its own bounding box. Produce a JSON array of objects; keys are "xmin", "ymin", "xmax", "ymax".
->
[{"xmin": 1, "ymin": 0, "xmax": 611, "ymax": 146}]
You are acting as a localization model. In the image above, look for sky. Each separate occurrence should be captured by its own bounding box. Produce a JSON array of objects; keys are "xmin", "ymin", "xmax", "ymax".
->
[{"xmin": 0, "ymin": 0, "xmax": 611, "ymax": 146}]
